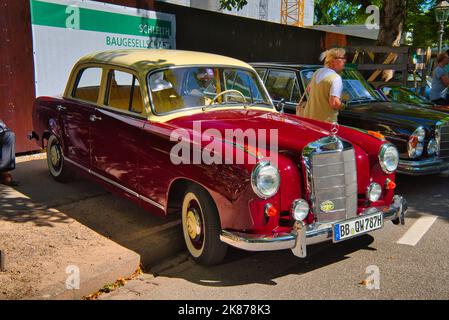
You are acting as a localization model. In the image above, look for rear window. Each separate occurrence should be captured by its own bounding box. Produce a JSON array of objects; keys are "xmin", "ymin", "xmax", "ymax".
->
[{"xmin": 72, "ymin": 67, "xmax": 103, "ymax": 103}]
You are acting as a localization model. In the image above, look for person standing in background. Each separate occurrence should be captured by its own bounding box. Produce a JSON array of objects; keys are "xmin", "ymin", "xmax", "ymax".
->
[
  {"xmin": 430, "ymin": 52, "xmax": 449, "ymax": 105},
  {"xmin": 0, "ymin": 119, "xmax": 19, "ymax": 186},
  {"xmin": 302, "ymin": 48, "xmax": 346, "ymax": 123}
]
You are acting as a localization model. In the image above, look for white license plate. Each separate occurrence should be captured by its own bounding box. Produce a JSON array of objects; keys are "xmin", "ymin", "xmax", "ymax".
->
[{"xmin": 333, "ymin": 212, "xmax": 383, "ymax": 243}]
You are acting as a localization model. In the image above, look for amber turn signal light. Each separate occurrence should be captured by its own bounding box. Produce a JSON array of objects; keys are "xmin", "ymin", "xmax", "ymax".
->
[
  {"xmin": 368, "ymin": 131, "xmax": 385, "ymax": 140},
  {"xmin": 264, "ymin": 203, "xmax": 278, "ymax": 218},
  {"xmin": 385, "ymin": 178, "xmax": 396, "ymax": 190}
]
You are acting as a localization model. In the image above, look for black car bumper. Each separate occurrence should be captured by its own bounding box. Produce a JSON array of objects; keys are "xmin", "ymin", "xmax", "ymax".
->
[{"xmin": 398, "ymin": 157, "xmax": 449, "ymax": 175}]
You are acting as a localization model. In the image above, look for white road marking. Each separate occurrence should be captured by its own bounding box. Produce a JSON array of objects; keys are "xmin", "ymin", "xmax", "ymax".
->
[{"xmin": 396, "ymin": 215, "xmax": 438, "ymax": 246}]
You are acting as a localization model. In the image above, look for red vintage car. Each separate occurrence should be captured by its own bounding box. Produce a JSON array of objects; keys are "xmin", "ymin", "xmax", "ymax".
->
[{"xmin": 30, "ymin": 49, "xmax": 406, "ymax": 265}]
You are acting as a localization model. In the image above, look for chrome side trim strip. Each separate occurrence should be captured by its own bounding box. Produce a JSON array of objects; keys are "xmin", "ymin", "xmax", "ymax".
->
[{"xmin": 65, "ymin": 158, "xmax": 165, "ymax": 211}]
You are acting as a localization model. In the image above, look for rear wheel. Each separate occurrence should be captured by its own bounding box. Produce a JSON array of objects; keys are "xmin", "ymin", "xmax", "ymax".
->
[
  {"xmin": 182, "ymin": 184, "xmax": 228, "ymax": 265},
  {"xmin": 46, "ymin": 134, "xmax": 73, "ymax": 182}
]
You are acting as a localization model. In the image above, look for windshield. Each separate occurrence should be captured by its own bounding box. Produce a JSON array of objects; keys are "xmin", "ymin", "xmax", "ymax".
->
[
  {"xmin": 148, "ymin": 66, "xmax": 272, "ymax": 115},
  {"xmin": 382, "ymin": 86, "xmax": 433, "ymax": 106},
  {"xmin": 300, "ymin": 68, "xmax": 381, "ymax": 103}
]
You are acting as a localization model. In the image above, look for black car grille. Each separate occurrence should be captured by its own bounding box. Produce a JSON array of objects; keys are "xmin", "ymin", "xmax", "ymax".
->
[{"xmin": 440, "ymin": 124, "xmax": 449, "ymax": 160}]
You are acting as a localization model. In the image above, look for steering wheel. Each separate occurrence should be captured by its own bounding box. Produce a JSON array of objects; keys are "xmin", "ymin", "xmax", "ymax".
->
[{"xmin": 208, "ymin": 89, "xmax": 247, "ymax": 106}]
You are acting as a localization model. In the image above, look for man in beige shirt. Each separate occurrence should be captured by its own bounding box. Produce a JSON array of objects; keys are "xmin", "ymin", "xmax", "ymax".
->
[{"xmin": 302, "ymin": 48, "xmax": 346, "ymax": 123}]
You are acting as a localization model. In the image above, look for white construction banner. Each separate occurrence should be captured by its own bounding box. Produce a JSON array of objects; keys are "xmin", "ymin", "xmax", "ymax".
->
[{"xmin": 30, "ymin": 0, "xmax": 176, "ymax": 97}]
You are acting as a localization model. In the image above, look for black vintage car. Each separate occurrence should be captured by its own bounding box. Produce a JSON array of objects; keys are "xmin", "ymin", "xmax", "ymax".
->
[
  {"xmin": 252, "ymin": 63, "xmax": 449, "ymax": 175},
  {"xmin": 376, "ymin": 84, "xmax": 449, "ymax": 115}
]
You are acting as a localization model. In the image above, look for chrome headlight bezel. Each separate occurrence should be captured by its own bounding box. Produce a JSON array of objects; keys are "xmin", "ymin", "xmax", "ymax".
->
[
  {"xmin": 408, "ymin": 127, "xmax": 426, "ymax": 158},
  {"xmin": 379, "ymin": 143, "xmax": 399, "ymax": 174},
  {"xmin": 427, "ymin": 139, "xmax": 438, "ymax": 156},
  {"xmin": 251, "ymin": 161, "xmax": 280, "ymax": 199},
  {"xmin": 414, "ymin": 126, "xmax": 426, "ymax": 142}
]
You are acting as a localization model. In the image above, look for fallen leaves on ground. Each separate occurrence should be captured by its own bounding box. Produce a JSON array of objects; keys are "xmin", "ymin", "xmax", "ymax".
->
[{"xmin": 83, "ymin": 265, "xmax": 143, "ymax": 300}]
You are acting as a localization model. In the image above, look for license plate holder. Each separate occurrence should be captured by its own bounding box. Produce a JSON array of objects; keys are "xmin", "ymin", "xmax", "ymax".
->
[{"xmin": 333, "ymin": 212, "xmax": 384, "ymax": 243}]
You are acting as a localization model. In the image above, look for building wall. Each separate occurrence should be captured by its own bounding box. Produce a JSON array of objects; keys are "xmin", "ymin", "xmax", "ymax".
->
[
  {"xmin": 0, "ymin": 1, "xmax": 37, "ymax": 153},
  {"xmin": 155, "ymin": 1, "xmax": 325, "ymax": 64}
]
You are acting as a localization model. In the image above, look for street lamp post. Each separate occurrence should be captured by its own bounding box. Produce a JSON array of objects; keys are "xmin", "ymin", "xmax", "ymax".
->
[{"xmin": 435, "ymin": 1, "xmax": 449, "ymax": 53}]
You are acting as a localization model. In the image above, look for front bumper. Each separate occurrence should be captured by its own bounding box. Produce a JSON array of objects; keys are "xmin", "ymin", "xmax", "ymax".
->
[
  {"xmin": 398, "ymin": 157, "xmax": 449, "ymax": 175},
  {"xmin": 220, "ymin": 195, "xmax": 407, "ymax": 258}
]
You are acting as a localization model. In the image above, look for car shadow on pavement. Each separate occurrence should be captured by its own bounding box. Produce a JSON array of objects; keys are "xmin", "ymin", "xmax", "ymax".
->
[
  {"xmin": 0, "ymin": 184, "xmax": 72, "ymax": 227},
  {"xmin": 396, "ymin": 171, "xmax": 449, "ymax": 222},
  {"xmin": 152, "ymin": 235, "xmax": 376, "ymax": 287},
  {"xmin": 3, "ymin": 159, "xmax": 185, "ymax": 269}
]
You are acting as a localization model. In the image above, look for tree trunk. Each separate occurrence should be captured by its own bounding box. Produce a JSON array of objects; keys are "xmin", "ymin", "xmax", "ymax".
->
[{"xmin": 376, "ymin": 0, "xmax": 408, "ymax": 81}]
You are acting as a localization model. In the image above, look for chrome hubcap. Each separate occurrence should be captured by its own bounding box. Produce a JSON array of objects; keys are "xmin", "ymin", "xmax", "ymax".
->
[
  {"xmin": 50, "ymin": 145, "xmax": 61, "ymax": 167},
  {"xmin": 186, "ymin": 209, "xmax": 202, "ymax": 240}
]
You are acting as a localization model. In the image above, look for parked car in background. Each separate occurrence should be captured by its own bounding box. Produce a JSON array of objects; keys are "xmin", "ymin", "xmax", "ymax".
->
[
  {"xmin": 252, "ymin": 63, "xmax": 449, "ymax": 175},
  {"xmin": 377, "ymin": 84, "xmax": 449, "ymax": 114},
  {"xmin": 30, "ymin": 50, "xmax": 407, "ymax": 265},
  {"xmin": 393, "ymin": 73, "xmax": 432, "ymax": 99}
]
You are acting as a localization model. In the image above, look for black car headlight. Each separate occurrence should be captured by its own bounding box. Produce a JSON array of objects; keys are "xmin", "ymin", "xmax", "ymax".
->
[{"xmin": 408, "ymin": 126, "xmax": 426, "ymax": 158}]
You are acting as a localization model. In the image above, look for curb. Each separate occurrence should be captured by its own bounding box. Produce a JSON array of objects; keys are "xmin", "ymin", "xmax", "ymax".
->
[{"xmin": 30, "ymin": 249, "xmax": 140, "ymax": 300}]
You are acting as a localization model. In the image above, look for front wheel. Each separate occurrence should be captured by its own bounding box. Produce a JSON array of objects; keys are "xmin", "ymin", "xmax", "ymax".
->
[
  {"xmin": 182, "ymin": 184, "xmax": 228, "ymax": 265},
  {"xmin": 46, "ymin": 134, "xmax": 73, "ymax": 182}
]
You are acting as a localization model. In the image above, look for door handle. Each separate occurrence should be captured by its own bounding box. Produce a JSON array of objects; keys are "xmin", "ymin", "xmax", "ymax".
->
[
  {"xmin": 89, "ymin": 115, "xmax": 102, "ymax": 122},
  {"xmin": 56, "ymin": 105, "xmax": 66, "ymax": 112}
]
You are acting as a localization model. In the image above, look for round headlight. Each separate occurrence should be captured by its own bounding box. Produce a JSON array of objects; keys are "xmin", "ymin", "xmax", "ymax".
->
[
  {"xmin": 427, "ymin": 139, "xmax": 438, "ymax": 156},
  {"xmin": 291, "ymin": 199, "xmax": 309, "ymax": 221},
  {"xmin": 251, "ymin": 162, "xmax": 280, "ymax": 199},
  {"xmin": 379, "ymin": 144, "xmax": 399, "ymax": 174},
  {"xmin": 367, "ymin": 182, "xmax": 382, "ymax": 202},
  {"xmin": 414, "ymin": 126, "xmax": 426, "ymax": 142}
]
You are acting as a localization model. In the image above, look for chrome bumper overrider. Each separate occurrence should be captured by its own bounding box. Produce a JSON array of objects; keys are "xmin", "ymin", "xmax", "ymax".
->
[
  {"xmin": 220, "ymin": 195, "xmax": 407, "ymax": 258},
  {"xmin": 398, "ymin": 158, "xmax": 449, "ymax": 175}
]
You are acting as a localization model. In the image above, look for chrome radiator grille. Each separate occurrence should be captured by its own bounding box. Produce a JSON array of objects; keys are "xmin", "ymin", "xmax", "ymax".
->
[
  {"xmin": 439, "ymin": 123, "xmax": 449, "ymax": 160},
  {"xmin": 303, "ymin": 136, "xmax": 358, "ymax": 223}
]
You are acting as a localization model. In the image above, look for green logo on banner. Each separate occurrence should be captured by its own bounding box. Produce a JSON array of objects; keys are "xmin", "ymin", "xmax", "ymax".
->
[{"xmin": 29, "ymin": 0, "xmax": 173, "ymax": 39}]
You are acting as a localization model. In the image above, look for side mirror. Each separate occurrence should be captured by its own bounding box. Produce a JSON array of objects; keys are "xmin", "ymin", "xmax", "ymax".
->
[{"xmin": 276, "ymin": 98, "xmax": 286, "ymax": 113}]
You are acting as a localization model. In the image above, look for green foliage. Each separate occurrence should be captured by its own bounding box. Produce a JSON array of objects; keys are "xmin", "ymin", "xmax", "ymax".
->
[
  {"xmin": 219, "ymin": 0, "xmax": 248, "ymax": 11},
  {"xmin": 314, "ymin": 0, "xmax": 382, "ymax": 25},
  {"xmin": 219, "ymin": 0, "xmax": 449, "ymax": 49},
  {"xmin": 404, "ymin": 0, "xmax": 449, "ymax": 48}
]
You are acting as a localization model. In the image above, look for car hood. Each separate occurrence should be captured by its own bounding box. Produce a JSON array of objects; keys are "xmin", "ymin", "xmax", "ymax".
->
[
  {"xmin": 343, "ymin": 101, "xmax": 449, "ymax": 131},
  {"xmin": 167, "ymin": 108, "xmax": 340, "ymax": 153}
]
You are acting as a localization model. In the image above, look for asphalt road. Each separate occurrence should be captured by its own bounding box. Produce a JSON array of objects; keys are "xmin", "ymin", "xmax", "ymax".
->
[
  {"xmin": 11, "ymin": 156, "xmax": 448, "ymax": 299},
  {"xmin": 99, "ymin": 171, "xmax": 449, "ymax": 300}
]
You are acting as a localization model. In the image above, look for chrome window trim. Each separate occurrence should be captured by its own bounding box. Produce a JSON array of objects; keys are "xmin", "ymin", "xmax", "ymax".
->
[{"xmin": 64, "ymin": 157, "xmax": 164, "ymax": 211}]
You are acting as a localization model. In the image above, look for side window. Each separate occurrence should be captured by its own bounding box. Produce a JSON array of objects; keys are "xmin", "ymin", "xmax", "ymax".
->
[
  {"xmin": 105, "ymin": 70, "xmax": 143, "ymax": 114},
  {"xmin": 265, "ymin": 70, "xmax": 297, "ymax": 102},
  {"xmin": 72, "ymin": 67, "xmax": 103, "ymax": 103},
  {"xmin": 291, "ymin": 80, "xmax": 300, "ymax": 103}
]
